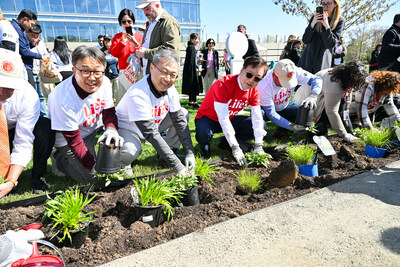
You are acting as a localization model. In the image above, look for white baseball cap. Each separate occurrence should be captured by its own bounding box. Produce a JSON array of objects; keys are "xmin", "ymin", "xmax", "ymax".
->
[
  {"xmin": 136, "ymin": 0, "xmax": 159, "ymax": 9},
  {"xmin": 0, "ymin": 48, "xmax": 24, "ymax": 90},
  {"xmin": 274, "ymin": 59, "xmax": 298, "ymax": 89}
]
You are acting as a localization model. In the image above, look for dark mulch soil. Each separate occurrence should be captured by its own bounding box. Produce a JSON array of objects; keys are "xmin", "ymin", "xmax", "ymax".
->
[{"xmin": 1, "ymin": 137, "xmax": 400, "ymax": 266}]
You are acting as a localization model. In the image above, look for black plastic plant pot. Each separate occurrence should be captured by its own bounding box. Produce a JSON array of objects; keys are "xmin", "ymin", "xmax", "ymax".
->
[
  {"xmin": 295, "ymin": 105, "xmax": 314, "ymax": 127},
  {"xmin": 56, "ymin": 220, "xmax": 90, "ymax": 249},
  {"xmin": 181, "ymin": 186, "xmax": 200, "ymax": 206},
  {"xmin": 133, "ymin": 204, "xmax": 162, "ymax": 228},
  {"xmin": 95, "ymin": 141, "xmax": 121, "ymax": 174}
]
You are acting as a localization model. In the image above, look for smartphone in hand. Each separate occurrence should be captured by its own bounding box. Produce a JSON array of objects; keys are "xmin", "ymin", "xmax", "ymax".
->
[
  {"xmin": 316, "ymin": 6, "xmax": 323, "ymax": 14},
  {"xmin": 125, "ymin": 26, "xmax": 133, "ymax": 35}
]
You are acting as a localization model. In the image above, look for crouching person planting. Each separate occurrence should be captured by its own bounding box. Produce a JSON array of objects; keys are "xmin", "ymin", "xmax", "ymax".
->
[
  {"xmin": 48, "ymin": 45, "xmax": 124, "ymax": 184},
  {"xmin": 116, "ymin": 49, "xmax": 195, "ymax": 176}
]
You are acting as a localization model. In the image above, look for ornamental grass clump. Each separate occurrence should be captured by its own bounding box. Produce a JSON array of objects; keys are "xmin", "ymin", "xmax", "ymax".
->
[
  {"xmin": 245, "ymin": 151, "xmax": 272, "ymax": 168},
  {"xmin": 355, "ymin": 127, "xmax": 392, "ymax": 148},
  {"xmin": 43, "ymin": 186, "xmax": 98, "ymax": 244},
  {"xmin": 235, "ymin": 169, "xmax": 262, "ymax": 194},
  {"xmin": 132, "ymin": 176, "xmax": 181, "ymax": 222},
  {"xmin": 194, "ymin": 156, "xmax": 217, "ymax": 185},
  {"xmin": 285, "ymin": 144, "xmax": 316, "ymax": 165}
]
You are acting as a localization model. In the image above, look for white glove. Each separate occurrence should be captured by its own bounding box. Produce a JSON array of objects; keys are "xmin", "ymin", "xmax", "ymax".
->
[
  {"xmin": 253, "ymin": 143, "xmax": 265, "ymax": 154},
  {"xmin": 184, "ymin": 153, "xmax": 196, "ymax": 171},
  {"xmin": 343, "ymin": 133, "xmax": 358, "ymax": 142},
  {"xmin": 289, "ymin": 124, "xmax": 306, "ymax": 134},
  {"xmin": 301, "ymin": 93, "xmax": 318, "ymax": 109},
  {"xmin": 0, "ymin": 229, "xmax": 44, "ymax": 267},
  {"xmin": 98, "ymin": 127, "xmax": 124, "ymax": 147},
  {"xmin": 177, "ymin": 168, "xmax": 190, "ymax": 177},
  {"xmin": 232, "ymin": 145, "xmax": 247, "ymax": 166}
]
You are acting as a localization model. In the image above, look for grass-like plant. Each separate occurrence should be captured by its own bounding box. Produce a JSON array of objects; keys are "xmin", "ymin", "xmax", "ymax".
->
[
  {"xmin": 285, "ymin": 144, "xmax": 316, "ymax": 165},
  {"xmin": 94, "ymin": 169, "xmax": 127, "ymax": 187},
  {"xmin": 245, "ymin": 151, "xmax": 272, "ymax": 168},
  {"xmin": 132, "ymin": 176, "xmax": 181, "ymax": 222},
  {"xmin": 194, "ymin": 156, "xmax": 217, "ymax": 185},
  {"xmin": 355, "ymin": 127, "xmax": 392, "ymax": 148},
  {"xmin": 43, "ymin": 186, "xmax": 98, "ymax": 244},
  {"xmin": 170, "ymin": 172, "xmax": 198, "ymax": 192},
  {"xmin": 235, "ymin": 169, "xmax": 262, "ymax": 194}
]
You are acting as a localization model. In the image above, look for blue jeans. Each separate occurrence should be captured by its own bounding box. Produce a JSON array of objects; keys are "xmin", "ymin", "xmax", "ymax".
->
[
  {"xmin": 34, "ymin": 74, "xmax": 47, "ymax": 117},
  {"xmin": 263, "ymin": 101, "xmax": 300, "ymax": 132},
  {"xmin": 195, "ymin": 115, "xmax": 255, "ymax": 148}
]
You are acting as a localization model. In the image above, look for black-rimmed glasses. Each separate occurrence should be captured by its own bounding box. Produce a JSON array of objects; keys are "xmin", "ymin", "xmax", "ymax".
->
[
  {"xmin": 246, "ymin": 72, "xmax": 262, "ymax": 82},
  {"xmin": 75, "ymin": 67, "xmax": 105, "ymax": 78}
]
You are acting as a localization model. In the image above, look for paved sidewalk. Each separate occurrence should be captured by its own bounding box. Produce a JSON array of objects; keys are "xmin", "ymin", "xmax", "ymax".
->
[{"xmin": 101, "ymin": 160, "xmax": 400, "ymax": 267}]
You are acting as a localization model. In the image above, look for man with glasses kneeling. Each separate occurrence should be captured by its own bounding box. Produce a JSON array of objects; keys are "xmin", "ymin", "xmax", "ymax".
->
[
  {"xmin": 195, "ymin": 56, "xmax": 268, "ymax": 166},
  {"xmin": 116, "ymin": 49, "xmax": 195, "ymax": 176},
  {"xmin": 48, "ymin": 46, "xmax": 124, "ymax": 184}
]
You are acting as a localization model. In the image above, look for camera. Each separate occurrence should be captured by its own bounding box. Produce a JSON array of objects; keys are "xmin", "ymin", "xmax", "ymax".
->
[
  {"xmin": 316, "ymin": 6, "xmax": 323, "ymax": 14},
  {"xmin": 125, "ymin": 26, "xmax": 133, "ymax": 35}
]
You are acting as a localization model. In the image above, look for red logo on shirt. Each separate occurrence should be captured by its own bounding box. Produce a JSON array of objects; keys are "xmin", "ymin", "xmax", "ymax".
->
[
  {"xmin": 1, "ymin": 61, "xmax": 15, "ymax": 73},
  {"xmin": 152, "ymin": 103, "xmax": 169, "ymax": 125},
  {"xmin": 274, "ymin": 88, "xmax": 292, "ymax": 105},
  {"xmin": 228, "ymin": 99, "xmax": 249, "ymax": 117},
  {"xmin": 83, "ymin": 98, "xmax": 106, "ymax": 127}
]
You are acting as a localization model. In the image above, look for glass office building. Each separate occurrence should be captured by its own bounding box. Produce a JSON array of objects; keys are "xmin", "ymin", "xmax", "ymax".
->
[{"xmin": 0, "ymin": 0, "xmax": 200, "ymax": 42}]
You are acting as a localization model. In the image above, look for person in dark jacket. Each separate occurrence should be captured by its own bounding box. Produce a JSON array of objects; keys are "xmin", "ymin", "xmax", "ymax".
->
[
  {"xmin": 182, "ymin": 33, "xmax": 201, "ymax": 108},
  {"xmin": 102, "ymin": 34, "xmax": 119, "ymax": 100},
  {"xmin": 298, "ymin": 0, "xmax": 344, "ymax": 74},
  {"xmin": 369, "ymin": 43, "xmax": 382, "ymax": 72},
  {"xmin": 378, "ymin": 13, "xmax": 400, "ymax": 72},
  {"xmin": 287, "ymin": 40, "xmax": 303, "ymax": 66},
  {"xmin": 201, "ymin": 38, "xmax": 219, "ymax": 93},
  {"xmin": 237, "ymin": 24, "xmax": 259, "ymax": 59}
]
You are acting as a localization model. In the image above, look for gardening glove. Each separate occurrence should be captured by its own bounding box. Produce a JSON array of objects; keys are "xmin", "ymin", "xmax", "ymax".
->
[
  {"xmin": 0, "ymin": 229, "xmax": 44, "ymax": 267},
  {"xmin": 301, "ymin": 93, "xmax": 318, "ymax": 109},
  {"xmin": 184, "ymin": 152, "xmax": 196, "ymax": 171},
  {"xmin": 253, "ymin": 143, "xmax": 265, "ymax": 155},
  {"xmin": 98, "ymin": 127, "xmax": 124, "ymax": 147},
  {"xmin": 289, "ymin": 124, "xmax": 306, "ymax": 134},
  {"xmin": 177, "ymin": 168, "xmax": 191, "ymax": 177},
  {"xmin": 232, "ymin": 145, "xmax": 247, "ymax": 166},
  {"xmin": 343, "ymin": 133, "xmax": 358, "ymax": 142}
]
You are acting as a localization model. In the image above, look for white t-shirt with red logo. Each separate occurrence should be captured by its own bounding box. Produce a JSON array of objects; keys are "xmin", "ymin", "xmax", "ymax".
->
[
  {"xmin": 116, "ymin": 75, "xmax": 181, "ymax": 140},
  {"xmin": 48, "ymin": 76, "xmax": 114, "ymax": 147}
]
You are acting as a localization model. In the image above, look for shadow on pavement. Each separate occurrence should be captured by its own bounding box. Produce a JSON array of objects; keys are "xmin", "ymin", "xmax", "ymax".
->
[{"xmin": 381, "ymin": 227, "xmax": 400, "ymax": 254}]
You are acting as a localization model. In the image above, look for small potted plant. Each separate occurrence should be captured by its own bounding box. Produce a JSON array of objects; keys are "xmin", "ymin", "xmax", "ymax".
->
[
  {"xmin": 170, "ymin": 172, "xmax": 200, "ymax": 206},
  {"xmin": 355, "ymin": 128, "xmax": 392, "ymax": 158},
  {"xmin": 245, "ymin": 151, "xmax": 272, "ymax": 168},
  {"xmin": 235, "ymin": 169, "xmax": 262, "ymax": 195},
  {"xmin": 194, "ymin": 156, "xmax": 218, "ymax": 185},
  {"xmin": 285, "ymin": 143, "xmax": 318, "ymax": 177},
  {"xmin": 43, "ymin": 186, "xmax": 98, "ymax": 248},
  {"xmin": 131, "ymin": 176, "xmax": 181, "ymax": 228}
]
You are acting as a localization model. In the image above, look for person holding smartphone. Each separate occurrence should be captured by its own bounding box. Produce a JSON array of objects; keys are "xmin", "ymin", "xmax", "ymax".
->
[
  {"xmin": 109, "ymin": 8, "xmax": 143, "ymax": 102},
  {"xmin": 298, "ymin": 0, "xmax": 345, "ymax": 74}
]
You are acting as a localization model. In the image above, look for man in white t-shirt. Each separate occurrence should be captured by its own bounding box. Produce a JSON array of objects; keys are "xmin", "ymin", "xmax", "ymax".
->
[
  {"xmin": 117, "ymin": 49, "xmax": 195, "ymax": 175},
  {"xmin": 48, "ymin": 46, "xmax": 124, "ymax": 184}
]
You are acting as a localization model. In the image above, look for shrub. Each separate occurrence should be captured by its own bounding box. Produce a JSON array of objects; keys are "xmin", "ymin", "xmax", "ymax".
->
[
  {"xmin": 170, "ymin": 172, "xmax": 198, "ymax": 191},
  {"xmin": 194, "ymin": 156, "xmax": 217, "ymax": 185},
  {"xmin": 235, "ymin": 169, "xmax": 262, "ymax": 194},
  {"xmin": 285, "ymin": 144, "xmax": 316, "ymax": 165},
  {"xmin": 245, "ymin": 151, "xmax": 272, "ymax": 168}
]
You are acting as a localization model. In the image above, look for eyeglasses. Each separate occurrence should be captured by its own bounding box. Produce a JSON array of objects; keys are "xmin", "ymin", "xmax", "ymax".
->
[
  {"xmin": 75, "ymin": 67, "xmax": 105, "ymax": 78},
  {"xmin": 246, "ymin": 72, "xmax": 262, "ymax": 82},
  {"xmin": 321, "ymin": 1, "xmax": 334, "ymax": 7},
  {"xmin": 209, "ymin": 42, "xmax": 215, "ymax": 45},
  {"xmin": 121, "ymin": 19, "xmax": 133, "ymax": 24},
  {"xmin": 153, "ymin": 64, "xmax": 178, "ymax": 79}
]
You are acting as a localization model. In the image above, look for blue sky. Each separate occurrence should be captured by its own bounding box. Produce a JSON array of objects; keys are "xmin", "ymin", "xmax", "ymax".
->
[{"xmin": 200, "ymin": 0, "xmax": 400, "ymax": 40}]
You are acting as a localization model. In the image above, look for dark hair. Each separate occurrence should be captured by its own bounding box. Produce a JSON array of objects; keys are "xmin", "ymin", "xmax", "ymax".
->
[
  {"xmin": 243, "ymin": 56, "xmax": 268, "ymax": 77},
  {"xmin": 329, "ymin": 61, "xmax": 368, "ymax": 90},
  {"xmin": 190, "ymin": 33, "xmax": 199, "ymax": 40},
  {"xmin": 98, "ymin": 35, "xmax": 104, "ymax": 39},
  {"xmin": 237, "ymin": 24, "xmax": 246, "ymax": 31},
  {"xmin": 28, "ymin": 23, "xmax": 41, "ymax": 34},
  {"xmin": 375, "ymin": 43, "xmax": 382, "ymax": 50},
  {"xmin": 118, "ymin": 8, "xmax": 135, "ymax": 26},
  {"xmin": 53, "ymin": 36, "xmax": 71, "ymax": 65},
  {"xmin": 394, "ymin": 13, "xmax": 400, "ymax": 24},
  {"xmin": 206, "ymin": 38, "xmax": 215, "ymax": 46},
  {"xmin": 17, "ymin": 9, "xmax": 37, "ymax": 21},
  {"xmin": 72, "ymin": 45, "xmax": 106, "ymax": 68}
]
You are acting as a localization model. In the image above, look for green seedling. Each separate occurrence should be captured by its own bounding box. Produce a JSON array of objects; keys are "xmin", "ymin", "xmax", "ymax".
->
[
  {"xmin": 235, "ymin": 169, "xmax": 262, "ymax": 194},
  {"xmin": 132, "ymin": 176, "xmax": 181, "ymax": 222},
  {"xmin": 170, "ymin": 172, "xmax": 198, "ymax": 192},
  {"xmin": 43, "ymin": 186, "xmax": 98, "ymax": 244},
  {"xmin": 94, "ymin": 170, "xmax": 126, "ymax": 187},
  {"xmin": 354, "ymin": 127, "xmax": 392, "ymax": 148},
  {"xmin": 245, "ymin": 151, "xmax": 272, "ymax": 168},
  {"xmin": 194, "ymin": 156, "xmax": 217, "ymax": 185},
  {"xmin": 285, "ymin": 143, "xmax": 316, "ymax": 165}
]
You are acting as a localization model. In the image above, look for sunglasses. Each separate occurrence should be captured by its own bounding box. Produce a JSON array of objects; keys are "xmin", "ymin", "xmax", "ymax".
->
[
  {"xmin": 246, "ymin": 72, "xmax": 262, "ymax": 82},
  {"xmin": 121, "ymin": 20, "xmax": 133, "ymax": 24},
  {"xmin": 321, "ymin": 2, "xmax": 333, "ymax": 7},
  {"xmin": 209, "ymin": 42, "xmax": 215, "ymax": 45}
]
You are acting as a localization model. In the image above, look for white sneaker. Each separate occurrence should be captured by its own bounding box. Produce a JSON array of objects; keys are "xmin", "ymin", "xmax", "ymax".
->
[{"xmin": 51, "ymin": 149, "xmax": 66, "ymax": 177}]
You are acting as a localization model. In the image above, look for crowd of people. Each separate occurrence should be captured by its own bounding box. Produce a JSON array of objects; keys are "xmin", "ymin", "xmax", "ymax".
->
[{"xmin": 0, "ymin": 0, "xmax": 399, "ymax": 205}]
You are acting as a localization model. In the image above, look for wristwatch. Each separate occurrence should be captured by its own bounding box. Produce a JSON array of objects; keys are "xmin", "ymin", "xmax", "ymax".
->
[{"xmin": 5, "ymin": 177, "xmax": 18, "ymax": 188}]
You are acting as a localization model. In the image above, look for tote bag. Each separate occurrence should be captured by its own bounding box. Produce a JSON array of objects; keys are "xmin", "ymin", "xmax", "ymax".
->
[
  {"xmin": 39, "ymin": 61, "xmax": 63, "ymax": 84},
  {"xmin": 118, "ymin": 54, "xmax": 141, "ymax": 92}
]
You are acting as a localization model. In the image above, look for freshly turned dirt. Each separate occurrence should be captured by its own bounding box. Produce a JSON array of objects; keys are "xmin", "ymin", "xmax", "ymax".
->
[{"xmin": 1, "ymin": 137, "xmax": 400, "ymax": 266}]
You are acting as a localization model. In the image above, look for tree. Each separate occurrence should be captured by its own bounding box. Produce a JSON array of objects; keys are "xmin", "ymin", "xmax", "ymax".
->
[{"xmin": 273, "ymin": 0, "xmax": 399, "ymax": 30}]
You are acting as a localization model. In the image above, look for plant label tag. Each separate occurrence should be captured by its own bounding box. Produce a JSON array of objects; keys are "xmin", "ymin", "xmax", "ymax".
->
[
  {"xmin": 381, "ymin": 117, "xmax": 396, "ymax": 129},
  {"xmin": 142, "ymin": 215, "xmax": 154, "ymax": 222},
  {"xmin": 343, "ymin": 110, "xmax": 350, "ymax": 122},
  {"xmin": 395, "ymin": 126, "xmax": 400, "ymax": 141},
  {"xmin": 313, "ymin": 136, "xmax": 335, "ymax": 156}
]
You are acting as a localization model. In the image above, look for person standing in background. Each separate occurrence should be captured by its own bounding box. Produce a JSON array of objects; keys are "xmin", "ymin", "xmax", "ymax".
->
[
  {"xmin": 201, "ymin": 38, "xmax": 219, "ymax": 93},
  {"xmin": 332, "ymin": 37, "xmax": 346, "ymax": 66},
  {"xmin": 237, "ymin": 24, "xmax": 259, "ymax": 59},
  {"xmin": 378, "ymin": 13, "xmax": 400, "ymax": 72},
  {"xmin": 182, "ymin": 33, "xmax": 201, "ymax": 108},
  {"xmin": 95, "ymin": 35, "xmax": 104, "ymax": 50},
  {"xmin": 50, "ymin": 36, "xmax": 73, "ymax": 82},
  {"xmin": 287, "ymin": 40, "xmax": 303, "ymax": 66},
  {"xmin": 102, "ymin": 34, "xmax": 119, "ymax": 101},
  {"xmin": 369, "ymin": 43, "xmax": 382, "ymax": 72}
]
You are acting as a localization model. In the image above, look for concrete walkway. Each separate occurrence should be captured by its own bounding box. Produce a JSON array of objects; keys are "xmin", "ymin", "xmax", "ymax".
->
[{"xmin": 101, "ymin": 160, "xmax": 400, "ymax": 267}]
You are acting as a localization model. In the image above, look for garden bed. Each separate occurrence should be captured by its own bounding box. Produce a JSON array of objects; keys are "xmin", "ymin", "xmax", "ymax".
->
[{"xmin": 1, "ymin": 136, "xmax": 400, "ymax": 266}]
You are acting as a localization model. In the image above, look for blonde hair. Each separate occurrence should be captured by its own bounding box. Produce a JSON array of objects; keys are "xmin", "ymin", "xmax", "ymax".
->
[{"xmin": 315, "ymin": 0, "xmax": 341, "ymax": 31}]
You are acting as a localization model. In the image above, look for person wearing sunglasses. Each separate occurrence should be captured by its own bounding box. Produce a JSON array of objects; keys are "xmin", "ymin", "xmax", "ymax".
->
[
  {"xmin": 195, "ymin": 56, "xmax": 268, "ymax": 166},
  {"xmin": 201, "ymin": 38, "xmax": 219, "ymax": 93},
  {"xmin": 48, "ymin": 46, "xmax": 124, "ymax": 184},
  {"xmin": 298, "ymin": 0, "xmax": 344, "ymax": 74},
  {"xmin": 258, "ymin": 59, "xmax": 322, "ymax": 138}
]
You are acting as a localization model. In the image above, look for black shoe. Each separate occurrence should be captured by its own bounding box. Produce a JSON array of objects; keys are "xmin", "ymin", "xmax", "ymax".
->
[
  {"xmin": 200, "ymin": 144, "xmax": 211, "ymax": 159},
  {"xmin": 32, "ymin": 177, "xmax": 48, "ymax": 194}
]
